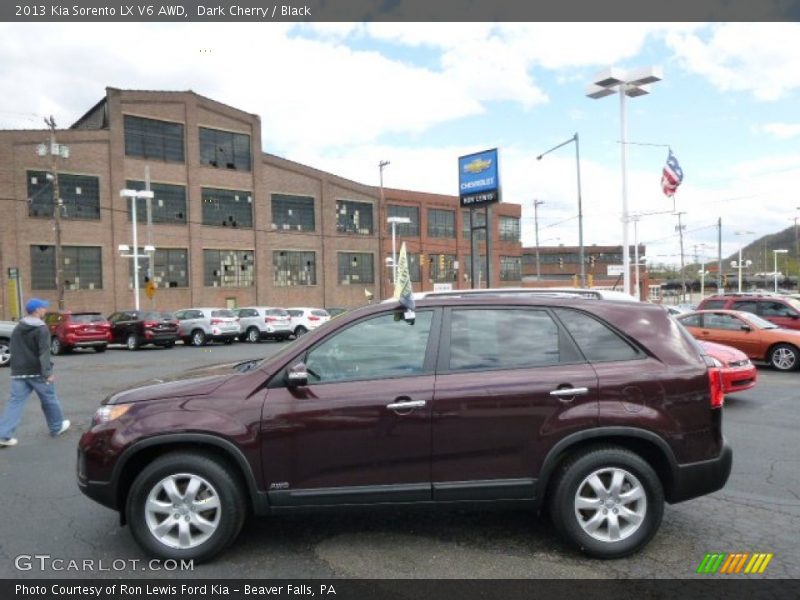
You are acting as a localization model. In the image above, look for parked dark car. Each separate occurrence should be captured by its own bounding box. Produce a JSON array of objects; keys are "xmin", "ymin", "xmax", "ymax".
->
[
  {"xmin": 107, "ymin": 310, "xmax": 179, "ymax": 350},
  {"xmin": 78, "ymin": 292, "xmax": 731, "ymax": 563},
  {"xmin": 696, "ymin": 293, "xmax": 800, "ymax": 330},
  {"xmin": 44, "ymin": 311, "xmax": 111, "ymax": 355}
]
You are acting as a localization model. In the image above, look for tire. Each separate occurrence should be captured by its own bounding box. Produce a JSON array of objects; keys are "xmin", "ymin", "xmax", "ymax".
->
[
  {"xmin": 126, "ymin": 452, "xmax": 246, "ymax": 563},
  {"xmin": 95, "ymin": 345, "xmax": 107, "ymax": 353},
  {"xmin": 181, "ymin": 337, "xmax": 192, "ymax": 346},
  {"xmin": 294, "ymin": 325, "xmax": 308, "ymax": 337},
  {"xmin": 548, "ymin": 446, "xmax": 664, "ymax": 559},
  {"xmin": 126, "ymin": 333, "xmax": 140, "ymax": 351},
  {"xmin": 50, "ymin": 337, "xmax": 63, "ymax": 356},
  {"xmin": 223, "ymin": 337, "xmax": 234, "ymax": 345},
  {"xmin": 769, "ymin": 344, "xmax": 799, "ymax": 371},
  {"xmin": 245, "ymin": 327, "xmax": 260, "ymax": 343},
  {"xmin": 163, "ymin": 340, "xmax": 175, "ymax": 348},
  {"xmin": 0, "ymin": 339, "xmax": 10, "ymax": 367},
  {"xmin": 190, "ymin": 330, "xmax": 206, "ymax": 347}
]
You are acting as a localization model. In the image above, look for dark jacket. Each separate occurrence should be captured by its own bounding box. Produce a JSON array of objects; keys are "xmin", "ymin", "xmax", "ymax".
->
[{"xmin": 9, "ymin": 317, "xmax": 53, "ymax": 378}]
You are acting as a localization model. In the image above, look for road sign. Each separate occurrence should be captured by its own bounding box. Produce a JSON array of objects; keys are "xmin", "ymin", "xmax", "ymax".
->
[{"xmin": 607, "ymin": 265, "xmax": 625, "ymax": 276}]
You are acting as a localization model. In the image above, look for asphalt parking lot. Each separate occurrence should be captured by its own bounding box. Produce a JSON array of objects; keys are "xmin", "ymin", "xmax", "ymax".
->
[{"xmin": 0, "ymin": 340, "xmax": 798, "ymax": 579}]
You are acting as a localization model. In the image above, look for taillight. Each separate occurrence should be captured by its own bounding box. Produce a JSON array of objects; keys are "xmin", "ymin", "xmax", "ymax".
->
[
  {"xmin": 210, "ymin": 318, "xmax": 222, "ymax": 325},
  {"xmin": 708, "ymin": 367, "xmax": 724, "ymax": 409},
  {"xmin": 66, "ymin": 323, "xmax": 81, "ymax": 331},
  {"xmin": 266, "ymin": 316, "xmax": 277, "ymax": 323},
  {"xmin": 308, "ymin": 316, "xmax": 320, "ymax": 322},
  {"xmin": 143, "ymin": 321, "xmax": 158, "ymax": 328}
]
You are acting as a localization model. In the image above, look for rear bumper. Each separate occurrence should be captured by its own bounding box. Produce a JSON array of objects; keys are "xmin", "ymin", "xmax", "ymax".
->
[{"xmin": 668, "ymin": 439, "xmax": 733, "ymax": 503}]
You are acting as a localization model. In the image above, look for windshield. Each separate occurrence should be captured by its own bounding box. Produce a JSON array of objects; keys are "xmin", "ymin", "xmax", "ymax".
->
[
  {"xmin": 71, "ymin": 313, "xmax": 105, "ymax": 323},
  {"xmin": 744, "ymin": 313, "xmax": 779, "ymax": 329}
]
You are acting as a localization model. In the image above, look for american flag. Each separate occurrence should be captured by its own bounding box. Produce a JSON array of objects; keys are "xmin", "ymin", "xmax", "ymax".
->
[{"xmin": 661, "ymin": 150, "xmax": 684, "ymax": 197}]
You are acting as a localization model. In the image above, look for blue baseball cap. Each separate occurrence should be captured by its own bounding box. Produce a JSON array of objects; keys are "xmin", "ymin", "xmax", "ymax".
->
[{"xmin": 25, "ymin": 298, "xmax": 50, "ymax": 314}]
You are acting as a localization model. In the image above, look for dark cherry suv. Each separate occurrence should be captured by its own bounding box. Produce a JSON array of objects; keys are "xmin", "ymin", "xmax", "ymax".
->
[{"xmin": 77, "ymin": 292, "xmax": 732, "ymax": 562}]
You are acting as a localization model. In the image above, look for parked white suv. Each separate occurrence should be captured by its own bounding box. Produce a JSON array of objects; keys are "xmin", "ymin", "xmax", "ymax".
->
[
  {"xmin": 0, "ymin": 320, "xmax": 15, "ymax": 367},
  {"xmin": 173, "ymin": 308, "xmax": 240, "ymax": 346},
  {"xmin": 235, "ymin": 307, "xmax": 293, "ymax": 343},
  {"xmin": 287, "ymin": 307, "xmax": 330, "ymax": 336}
]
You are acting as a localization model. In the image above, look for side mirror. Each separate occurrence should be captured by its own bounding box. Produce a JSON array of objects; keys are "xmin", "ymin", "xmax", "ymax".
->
[
  {"xmin": 286, "ymin": 362, "xmax": 309, "ymax": 388},
  {"xmin": 740, "ymin": 325, "xmax": 752, "ymax": 332},
  {"xmin": 791, "ymin": 314, "xmax": 799, "ymax": 319}
]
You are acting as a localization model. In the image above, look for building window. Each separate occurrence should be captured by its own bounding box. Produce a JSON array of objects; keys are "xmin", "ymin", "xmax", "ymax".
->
[
  {"xmin": 273, "ymin": 251, "xmax": 317, "ymax": 286},
  {"xmin": 124, "ymin": 115, "xmax": 185, "ymax": 162},
  {"xmin": 500, "ymin": 256, "xmax": 522, "ymax": 281},
  {"xmin": 386, "ymin": 252, "xmax": 421, "ymax": 282},
  {"xmin": 27, "ymin": 171, "xmax": 100, "ymax": 220},
  {"xmin": 201, "ymin": 188, "xmax": 253, "ymax": 228},
  {"xmin": 387, "ymin": 205, "xmax": 420, "ymax": 236},
  {"xmin": 203, "ymin": 250, "xmax": 254, "ymax": 287},
  {"xmin": 129, "ymin": 248, "xmax": 188, "ymax": 288},
  {"xmin": 499, "ymin": 216, "xmax": 521, "ymax": 242},
  {"xmin": 336, "ymin": 200, "xmax": 373, "ymax": 235},
  {"xmin": 462, "ymin": 209, "xmax": 487, "ymax": 240},
  {"xmin": 428, "ymin": 209, "xmax": 455, "ymax": 238},
  {"xmin": 271, "ymin": 195, "xmax": 315, "ymax": 232},
  {"xmin": 429, "ymin": 254, "xmax": 457, "ymax": 283},
  {"xmin": 199, "ymin": 127, "xmax": 251, "ymax": 171},
  {"xmin": 125, "ymin": 180, "xmax": 187, "ymax": 224},
  {"xmin": 30, "ymin": 245, "xmax": 102, "ymax": 290},
  {"xmin": 339, "ymin": 252, "xmax": 374, "ymax": 284},
  {"xmin": 462, "ymin": 254, "xmax": 487, "ymax": 284}
]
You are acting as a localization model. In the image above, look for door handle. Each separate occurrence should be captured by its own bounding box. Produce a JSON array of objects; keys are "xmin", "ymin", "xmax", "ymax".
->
[
  {"xmin": 549, "ymin": 387, "xmax": 589, "ymax": 398},
  {"xmin": 386, "ymin": 399, "xmax": 426, "ymax": 410}
]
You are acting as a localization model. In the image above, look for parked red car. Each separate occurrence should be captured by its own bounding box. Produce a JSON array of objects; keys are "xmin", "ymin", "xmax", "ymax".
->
[
  {"xmin": 44, "ymin": 311, "xmax": 111, "ymax": 355},
  {"xmin": 697, "ymin": 340, "xmax": 758, "ymax": 394}
]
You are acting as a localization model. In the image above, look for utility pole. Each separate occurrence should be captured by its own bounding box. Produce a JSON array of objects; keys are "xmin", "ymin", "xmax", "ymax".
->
[
  {"xmin": 145, "ymin": 166, "xmax": 154, "ymax": 307},
  {"xmin": 675, "ymin": 212, "xmax": 687, "ymax": 302},
  {"xmin": 717, "ymin": 218, "xmax": 723, "ymax": 294},
  {"xmin": 533, "ymin": 199, "xmax": 544, "ymax": 279},
  {"xmin": 378, "ymin": 160, "xmax": 389, "ymax": 298},
  {"xmin": 44, "ymin": 116, "xmax": 66, "ymax": 310}
]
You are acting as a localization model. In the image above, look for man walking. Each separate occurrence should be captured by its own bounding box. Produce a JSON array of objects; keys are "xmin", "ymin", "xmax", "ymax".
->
[{"xmin": 0, "ymin": 298, "xmax": 70, "ymax": 447}]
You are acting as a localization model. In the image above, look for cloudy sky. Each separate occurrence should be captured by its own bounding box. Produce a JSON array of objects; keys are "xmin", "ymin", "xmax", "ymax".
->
[{"xmin": 2, "ymin": 22, "xmax": 799, "ymax": 268}]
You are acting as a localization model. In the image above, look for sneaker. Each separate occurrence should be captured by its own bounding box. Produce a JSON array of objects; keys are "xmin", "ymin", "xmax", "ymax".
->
[
  {"xmin": 0, "ymin": 437, "xmax": 18, "ymax": 447},
  {"xmin": 52, "ymin": 419, "xmax": 70, "ymax": 437}
]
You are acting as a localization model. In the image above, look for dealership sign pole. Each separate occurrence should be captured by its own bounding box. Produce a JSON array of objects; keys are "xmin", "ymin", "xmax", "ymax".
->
[{"xmin": 458, "ymin": 148, "xmax": 500, "ymax": 289}]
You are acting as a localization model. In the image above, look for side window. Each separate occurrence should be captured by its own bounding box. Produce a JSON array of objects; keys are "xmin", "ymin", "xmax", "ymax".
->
[
  {"xmin": 189, "ymin": 310, "xmax": 204, "ymax": 319},
  {"xmin": 173, "ymin": 310, "xmax": 186, "ymax": 320},
  {"xmin": 760, "ymin": 301, "xmax": 794, "ymax": 317},
  {"xmin": 678, "ymin": 314, "xmax": 703, "ymax": 328},
  {"xmin": 553, "ymin": 308, "xmax": 641, "ymax": 362},
  {"xmin": 705, "ymin": 314, "xmax": 742, "ymax": 331},
  {"xmin": 306, "ymin": 311, "xmax": 434, "ymax": 383},
  {"xmin": 701, "ymin": 300, "xmax": 726, "ymax": 310},
  {"xmin": 448, "ymin": 308, "xmax": 561, "ymax": 371},
  {"xmin": 732, "ymin": 301, "xmax": 758, "ymax": 314}
]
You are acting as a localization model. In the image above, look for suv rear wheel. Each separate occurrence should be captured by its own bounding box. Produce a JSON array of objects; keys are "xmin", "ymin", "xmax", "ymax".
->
[
  {"xmin": 294, "ymin": 325, "xmax": 308, "ymax": 337},
  {"xmin": 190, "ymin": 330, "xmax": 206, "ymax": 347},
  {"xmin": 126, "ymin": 452, "xmax": 246, "ymax": 563},
  {"xmin": 768, "ymin": 343, "xmax": 799, "ymax": 371},
  {"xmin": 0, "ymin": 339, "xmax": 10, "ymax": 367},
  {"xmin": 245, "ymin": 327, "xmax": 260, "ymax": 343},
  {"xmin": 126, "ymin": 333, "xmax": 140, "ymax": 351},
  {"xmin": 50, "ymin": 337, "xmax": 65, "ymax": 355},
  {"xmin": 548, "ymin": 446, "xmax": 664, "ymax": 559}
]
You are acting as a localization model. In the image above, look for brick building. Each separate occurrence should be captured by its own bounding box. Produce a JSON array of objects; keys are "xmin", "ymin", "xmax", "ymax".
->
[{"xmin": 0, "ymin": 88, "xmax": 521, "ymax": 319}]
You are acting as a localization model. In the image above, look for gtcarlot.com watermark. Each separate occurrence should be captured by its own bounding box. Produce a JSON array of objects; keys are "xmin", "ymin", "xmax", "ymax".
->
[{"xmin": 14, "ymin": 554, "xmax": 194, "ymax": 572}]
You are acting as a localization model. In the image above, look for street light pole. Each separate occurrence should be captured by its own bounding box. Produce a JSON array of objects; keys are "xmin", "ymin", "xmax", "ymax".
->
[
  {"xmin": 536, "ymin": 133, "xmax": 585, "ymax": 286},
  {"xmin": 734, "ymin": 230, "xmax": 754, "ymax": 293},
  {"xmin": 378, "ymin": 160, "xmax": 390, "ymax": 298},
  {"xmin": 533, "ymin": 199, "xmax": 544, "ymax": 280},
  {"xmin": 119, "ymin": 189, "xmax": 155, "ymax": 310},
  {"xmin": 587, "ymin": 66, "xmax": 662, "ymax": 297}
]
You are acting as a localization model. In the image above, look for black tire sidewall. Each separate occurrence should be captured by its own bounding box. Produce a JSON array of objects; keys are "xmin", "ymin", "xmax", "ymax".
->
[
  {"xmin": 550, "ymin": 447, "xmax": 664, "ymax": 559},
  {"xmin": 126, "ymin": 453, "xmax": 245, "ymax": 563}
]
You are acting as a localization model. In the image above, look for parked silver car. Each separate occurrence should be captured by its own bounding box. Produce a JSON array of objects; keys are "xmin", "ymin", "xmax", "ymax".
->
[
  {"xmin": 173, "ymin": 308, "xmax": 240, "ymax": 347},
  {"xmin": 235, "ymin": 307, "xmax": 293, "ymax": 342},
  {"xmin": 0, "ymin": 320, "xmax": 15, "ymax": 367},
  {"xmin": 287, "ymin": 307, "xmax": 331, "ymax": 336}
]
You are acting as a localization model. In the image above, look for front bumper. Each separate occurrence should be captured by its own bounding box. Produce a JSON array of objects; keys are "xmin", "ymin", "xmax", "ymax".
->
[
  {"xmin": 76, "ymin": 445, "xmax": 116, "ymax": 510},
  {"xmin": 668, "ymin": 440, "xmax": 733, "ymax": 503}
]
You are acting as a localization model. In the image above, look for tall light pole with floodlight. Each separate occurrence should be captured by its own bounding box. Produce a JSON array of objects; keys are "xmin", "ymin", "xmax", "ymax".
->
[
  {"xmin": 119, "ymin": 189, "xmax": 155, "ymax": 310},
  {"xmin": 774, "ymin": 249, "xmax": 789, "ymax": 292},
  {"xmin": 586, "ymin": 66, "xmax": 662, "ymax": 296},
  {"xmin": 733, "ymin": 230, "xmax": 754, "ymax": 293},
  {"xmin": 387, "ymin": 216, "xmax": 411, "ymax": 285},
  {"xmin": 536, "ymin": 133, "xmax": 584, "ymax": 286},
  {"xmin": 532, "ymin": 199, "xmax": 544, "ymax": 280}
]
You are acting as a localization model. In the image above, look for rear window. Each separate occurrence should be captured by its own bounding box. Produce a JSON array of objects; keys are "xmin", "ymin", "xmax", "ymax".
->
[
  {"xmin": 211, "ymin": 310, "xmax": 236, "ymax": 318},
  {"xmin": 311, "ymin": 309, "xmax": 329, "ymax": 317},
  {"xmin": 237, "ymin": 309, "xmax": 258, "ymax": 318},
  {"xmin": 288, "ymin": 310, "xmax": 303, "ymax": 317},
  {"xmin": 700, "ymin": 299, "xmax": 726, "ymax": 310},
  {"xmin": 265, "ymin": 309, "xmax": 289, "ymax": 317},
  {"xmin": 141, "ymin": 311, "xmax": 173, "ymax": 320},
  {"xmin": 553, "ymin": 308, "xmax": 641, "ymax": 362},
  {"xmin": 71, "ymin": 313, "xmax": 105, "ymax": 324}
]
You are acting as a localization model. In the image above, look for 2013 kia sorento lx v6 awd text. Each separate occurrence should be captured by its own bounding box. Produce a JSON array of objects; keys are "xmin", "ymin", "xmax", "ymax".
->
[{"xmin": 77, "ymin": 292, "xmax": 732, "ymax": 562}]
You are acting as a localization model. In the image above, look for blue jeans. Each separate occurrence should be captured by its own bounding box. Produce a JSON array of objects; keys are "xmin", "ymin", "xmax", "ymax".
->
[{"xmin": 0, "ymin": 377, "xmax": 65, "ymax": 439}]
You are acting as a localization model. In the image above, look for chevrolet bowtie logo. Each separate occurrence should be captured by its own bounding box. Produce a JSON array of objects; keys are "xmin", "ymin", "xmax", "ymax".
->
[{"xmin": 463, "ymin": 158, "xmax": 492, "ymax": 174}]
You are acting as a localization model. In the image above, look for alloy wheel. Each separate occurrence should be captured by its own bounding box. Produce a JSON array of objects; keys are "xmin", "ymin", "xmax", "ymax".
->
[{"xmin": 573, "ymin": 467, "xmax": 647, "ymax": 543}]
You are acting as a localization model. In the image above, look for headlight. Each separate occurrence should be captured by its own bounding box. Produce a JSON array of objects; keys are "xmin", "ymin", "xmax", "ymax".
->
[
  {"xmin": 710, "ymin": 356, "xmax": 725, "ymax": 368},
  {"xmin": 92, "ymin": 404, "xmax": 132, "ymax": 425}
]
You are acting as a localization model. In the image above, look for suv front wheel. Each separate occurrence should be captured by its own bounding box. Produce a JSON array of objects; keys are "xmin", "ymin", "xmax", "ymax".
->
[
  {"xmin": 548, "ymin": 446, "xmax": 664, "ymax": 559},
  {"xmin": 126, "ymin": 452, "xmax": 246, "ymax": 563}
]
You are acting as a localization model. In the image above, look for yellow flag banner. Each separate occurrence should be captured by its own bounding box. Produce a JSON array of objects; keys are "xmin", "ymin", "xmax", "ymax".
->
[{"xmin": 392, "ymin": 242, "xmax": 415, "ymax": 313}]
